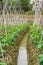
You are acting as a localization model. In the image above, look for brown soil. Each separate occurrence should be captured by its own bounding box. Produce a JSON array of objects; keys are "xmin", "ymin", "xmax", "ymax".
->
[{"xmin": 27, "ymin": 36, "xmax": 40, "ymax": 65}]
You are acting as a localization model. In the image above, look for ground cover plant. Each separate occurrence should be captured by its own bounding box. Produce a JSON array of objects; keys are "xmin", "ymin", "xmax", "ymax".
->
[
  {"xmin": 0, "ymin": 23, "xmax": 29, "ymax": 64},
  {"xmin": 0, "ymin": 24, "xmax": 29, "ymax": 45},
  {"xmin": 29, "ymin": 23, "xmax": 43, "ymax": 65}
]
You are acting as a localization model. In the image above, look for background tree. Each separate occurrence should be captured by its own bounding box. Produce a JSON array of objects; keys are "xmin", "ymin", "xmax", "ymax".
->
[{"xmin": 21, "ymin": 0, "xmax": 30, "ymax": 11}]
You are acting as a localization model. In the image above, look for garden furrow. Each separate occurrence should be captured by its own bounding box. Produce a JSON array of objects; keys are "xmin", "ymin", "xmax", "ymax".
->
[{"xmin": 17, "ymin": 32, "xmax": 29, "ymax": 65}]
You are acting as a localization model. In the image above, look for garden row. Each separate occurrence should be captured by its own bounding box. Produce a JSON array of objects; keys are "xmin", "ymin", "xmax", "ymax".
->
[
  {"xmin": 28, "ymin": 23, "xmax": 43, "ymax": 65},
  {"xmin": 0, "ymin": 23, "xmax": 29, "ymax": 65}
]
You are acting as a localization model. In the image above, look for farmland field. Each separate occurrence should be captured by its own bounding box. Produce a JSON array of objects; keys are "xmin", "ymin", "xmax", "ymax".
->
[{"xmin": 0, "ymin": 0, "xmax": 43, "ymax": 65}]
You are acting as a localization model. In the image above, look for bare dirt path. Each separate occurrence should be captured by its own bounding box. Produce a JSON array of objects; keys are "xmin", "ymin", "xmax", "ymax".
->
[{"xmin": 17, "ymin": 32, "xmax": 29, "ymax": 65}]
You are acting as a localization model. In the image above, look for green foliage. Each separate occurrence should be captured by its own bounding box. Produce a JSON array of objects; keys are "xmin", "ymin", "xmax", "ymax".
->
[
  {"xmin": 0, "ymin": 23, "xmax": 29, "ymax": 47},
  {"xmin": 8, "ymin": 0, "xmax": 33, "ymax": 11},
  {"xmin": 0, "ymin": 61, "xmax": 7, "ymax": 65},
  {"xmin": 0, "ymin": 0, "xmax": 33, "ymax": 12},
  {"xmin": 29, "ymin": 23, "xmax": 43, "ymax": 50},
  {"xmin": 38, "ymin": 54, "xmax": 43, "ymax": 65},
  {"xmin": 8, "ymin": 0, "xmax": 17, "ymax": 7},
  {"xmin": 0, "ymin": 23, "xmax": 29, "ymax": 64},
  {"xmin": 37, "ymin": 44, "xmax": 42, "ymax": 50},
  {"xmin": 29, "ymin": 23, "xmax": 43, "ymax": 65},
  {"xmin": 20, "ymin": 0, "xmax": 33, "ymax": 11},
  {"xmin": 21, "ymin": 0, "xmax": 29, "ymax": 11}
]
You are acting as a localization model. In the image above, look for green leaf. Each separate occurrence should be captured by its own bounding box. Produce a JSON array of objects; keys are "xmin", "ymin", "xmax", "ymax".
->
[
  {"xmin": 0, "ymin": 61, "xmax": 7, "ymax": 65},
  {"xmin": 37, "ymin": 44, "xmax": 42, "ymax": 50},
  {"xmin": 38, "ymin": 54, "xmax": 43, "ymax": 62}
]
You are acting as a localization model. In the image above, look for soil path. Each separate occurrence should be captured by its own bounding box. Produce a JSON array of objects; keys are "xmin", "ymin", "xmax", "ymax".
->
[{"xmin": 17, "ymin": 32, "xmax": 29, "ymax": 65}]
